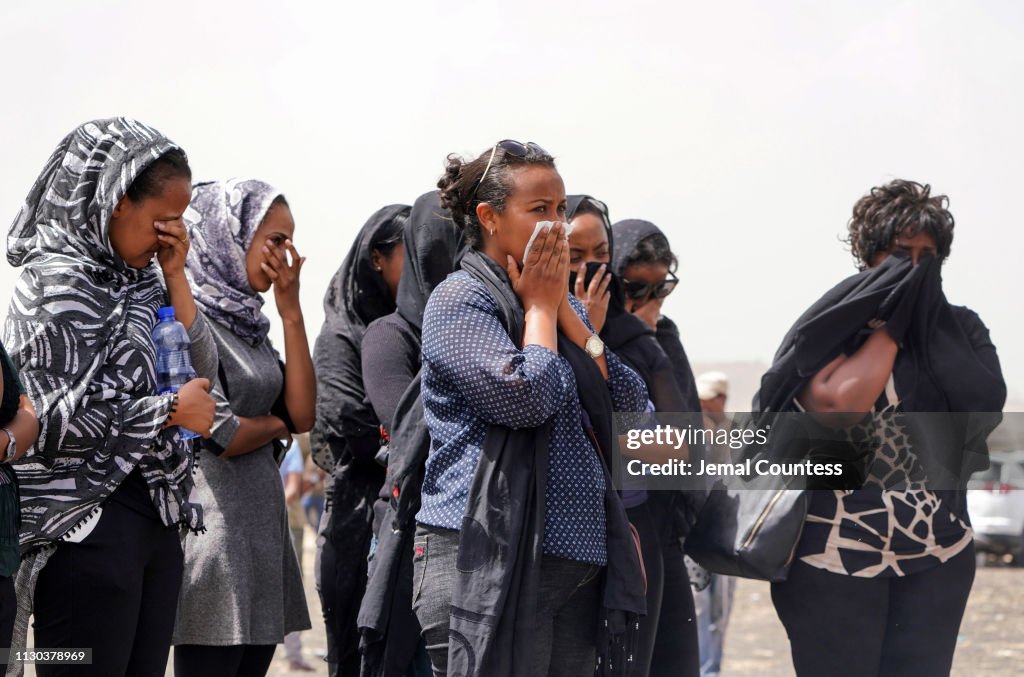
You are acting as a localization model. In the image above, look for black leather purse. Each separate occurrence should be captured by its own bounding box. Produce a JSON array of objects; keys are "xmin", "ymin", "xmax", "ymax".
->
[
  {"xmin": 684, "ymin": 478, "xmax": 809, "ymax": 582},
  {"xmin": 684, "ymin": 411, "xmax": 873, "ymax": 581}
]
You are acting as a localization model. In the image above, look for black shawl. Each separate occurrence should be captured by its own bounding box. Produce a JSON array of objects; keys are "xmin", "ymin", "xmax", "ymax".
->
[
  {"xmin": 312, "ymin": 203, "xmax": 409, "ymax": 472},
  {"xmin": 395, "ymin": 191, "xmax": 466, "ymax": 332},
  {"xmin": 358, "ymin": 192, "xmax": 465, "ymax": 677},
  {"xmin": 753, "ymin": 252, "xmax": 1005, "ymax": 499},
  {"xmin": 447, "ymin": 248, "xmax": 645, "ymax": 677}
]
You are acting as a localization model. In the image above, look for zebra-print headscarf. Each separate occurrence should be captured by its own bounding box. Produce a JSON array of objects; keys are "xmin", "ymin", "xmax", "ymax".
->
[
  {"xmin": 183, "ymin": 179, "xmax": 282, "ymax": 344},
  {"xmin": 2, "ymin": 118, "xmax": 203, "ymax": 549}
]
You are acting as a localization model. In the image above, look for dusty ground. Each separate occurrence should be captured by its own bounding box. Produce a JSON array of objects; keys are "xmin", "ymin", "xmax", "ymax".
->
[
  {"xmin": 262, "ymin": 538, "xmax": 1023, "ymax": 677},
  {"xmin": 19, "ymin": 535, "xmax": 1022, "ymax": 675}
]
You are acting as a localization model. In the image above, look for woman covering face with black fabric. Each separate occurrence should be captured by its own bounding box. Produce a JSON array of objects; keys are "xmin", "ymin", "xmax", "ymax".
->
[
  {"xmin": 173, "ymin": 179, "xmax": 316, "ymax": 677},
  {"xmin": 567, "ymin": 197, "xmax": 700, "ymax": 677},
  {"xmin": 3, "ymin": 118, "xmax": 218, "ymax": 677},
  {"xmin": 764, "ymin": 180, "xmax": 1005, "ymax": 676},
  {"xmin": 309, "ymin": 203, "xmax": 410, "ymax": 677}
]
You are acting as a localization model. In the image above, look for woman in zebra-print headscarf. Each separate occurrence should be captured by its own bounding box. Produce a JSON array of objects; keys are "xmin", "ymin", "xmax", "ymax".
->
[{"xmin": 2, "ymin": 118, "xmax": 217, "ymax": 677}]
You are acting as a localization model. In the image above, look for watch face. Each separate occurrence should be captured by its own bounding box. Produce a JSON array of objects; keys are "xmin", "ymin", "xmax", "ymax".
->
[{"xmin": 586, "ymin": 335, "xmax": 604, "ymax": 357}]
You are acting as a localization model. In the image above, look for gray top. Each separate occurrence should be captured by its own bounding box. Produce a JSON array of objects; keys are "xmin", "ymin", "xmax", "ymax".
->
[{"xmin": 173, "ymin": 320, "xmax": 310, "ymax": 646}]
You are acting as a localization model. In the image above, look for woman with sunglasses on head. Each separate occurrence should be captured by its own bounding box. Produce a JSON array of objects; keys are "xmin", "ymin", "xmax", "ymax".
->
[
  {"xmin": 763, "ymin": 180, "xmax": 1005, "ymax": 676},
  {"xmin": 310, "ymin": 203, "xmax": 409, "ymax": 677},
  {"xmin": 414, "ymin": 141, "xmax": 648, "ymax": 677},
  {"xmin": 568, "ymin": 199, "xmax": 701, "ymax": 677},
  {"xmin": 3, "ymin": 118, "xmax": 217, "ymax": 676},
  {"xmin": 172, "ymin": 179, "xmax": 315, "ymax": 677}
]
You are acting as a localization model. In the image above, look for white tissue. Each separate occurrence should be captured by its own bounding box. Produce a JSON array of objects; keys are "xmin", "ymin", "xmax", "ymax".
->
[{"xmin": 523, "ymin": 221, "xmax": 573, "ymax": 262}]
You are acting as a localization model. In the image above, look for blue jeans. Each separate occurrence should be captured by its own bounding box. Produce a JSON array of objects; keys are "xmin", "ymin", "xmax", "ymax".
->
[
  {"xmin": 411, "ymin": 524, "xmax": 604, "ymax": 677},
  {"xmin": 694, "ymin": 574, "xmax": 735, "ymax": 676}
]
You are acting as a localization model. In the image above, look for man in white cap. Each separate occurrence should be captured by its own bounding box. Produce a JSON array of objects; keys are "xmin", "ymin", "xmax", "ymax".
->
[
  {"xmin": 696, "ymin": 371, "xmax": 731, "ymax": 464},
  {"xmin": 693, "ymin": 370, "xmax": 736, "ymax": 677}
]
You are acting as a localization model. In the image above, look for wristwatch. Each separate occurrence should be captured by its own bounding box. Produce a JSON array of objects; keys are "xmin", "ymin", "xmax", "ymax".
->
[
  {"xmin": 584, "ymin": 334, "xmax": 605, "ymax": 359},
  {"xmin": 2, "ymin": 427, "xmax": 14, "ymax": 463}
]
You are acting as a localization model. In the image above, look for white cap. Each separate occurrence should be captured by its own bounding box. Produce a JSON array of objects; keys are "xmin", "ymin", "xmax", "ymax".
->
[{"xmin": 696, "ymin": 371, "xmax": 729, "ymax": 401}]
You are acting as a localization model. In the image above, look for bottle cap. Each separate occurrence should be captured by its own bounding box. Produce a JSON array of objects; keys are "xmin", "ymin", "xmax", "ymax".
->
[{"xmin": 158, "ymin": 306, "xmax": 176, "ymax": 320}]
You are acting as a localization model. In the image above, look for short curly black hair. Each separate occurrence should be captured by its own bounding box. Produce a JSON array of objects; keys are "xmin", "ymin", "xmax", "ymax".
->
[{"xmin": 845, "ymin": 179, "xmax": 955, "ymax": 270}]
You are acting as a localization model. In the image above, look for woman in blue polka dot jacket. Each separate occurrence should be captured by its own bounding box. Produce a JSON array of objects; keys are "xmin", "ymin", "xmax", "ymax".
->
[{"xmin": 409, "ymin": 140, "xmax": 650, "ymax": 677}]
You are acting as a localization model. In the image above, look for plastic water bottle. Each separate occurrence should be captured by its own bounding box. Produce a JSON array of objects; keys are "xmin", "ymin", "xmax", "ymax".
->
[{"xmin": 152, "ymin": 306, "xmax": 199, "ymax": 440}]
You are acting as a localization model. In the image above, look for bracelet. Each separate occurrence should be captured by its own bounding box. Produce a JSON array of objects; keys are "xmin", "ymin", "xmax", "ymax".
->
[{"xmin": 167, "ymin": 392, "xmax": 180, "ymax": 423}]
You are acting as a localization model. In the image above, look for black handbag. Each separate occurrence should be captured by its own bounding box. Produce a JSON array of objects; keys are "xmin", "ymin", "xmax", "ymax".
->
[
  {"xmin": 683, "ymin": 410, "xmax": 874, "ymax": 581},
  {"xmin": 683, "ymin": 413, "xmax": 820, "ymax": 582},
  {"xmin": 684, "ymin": 478, "xmax": 809, "ymax": 582}
]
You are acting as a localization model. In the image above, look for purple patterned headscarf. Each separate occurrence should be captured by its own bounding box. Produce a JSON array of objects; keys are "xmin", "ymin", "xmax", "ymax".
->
[{"xmin": 183, "ymin": 179, "xmax": 282, "ymax": 343}]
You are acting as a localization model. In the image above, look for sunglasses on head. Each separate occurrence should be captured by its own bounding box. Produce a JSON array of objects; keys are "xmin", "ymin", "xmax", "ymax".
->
[
  {"xmin": 469, "ymin": 140, "xmax": 549, "ymax": 203},
  {"xmin": 622, "ymin": 271, "xmax": 679, "ymax": 300}
]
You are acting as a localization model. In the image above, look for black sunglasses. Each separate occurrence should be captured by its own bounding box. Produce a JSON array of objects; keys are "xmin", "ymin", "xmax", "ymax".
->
[
  {"xmin": 622, "ymin": 271, "xmax": 679, "ymax": 300},
  {"xmin": 469, "ymin": 140, "xmax": 549, "ymax": 204}
]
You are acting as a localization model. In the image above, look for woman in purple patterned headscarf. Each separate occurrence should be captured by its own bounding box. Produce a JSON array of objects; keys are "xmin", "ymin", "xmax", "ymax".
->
[{"xmin": 173, "ymin": 179, "xmax": 316, "ymax": 677}]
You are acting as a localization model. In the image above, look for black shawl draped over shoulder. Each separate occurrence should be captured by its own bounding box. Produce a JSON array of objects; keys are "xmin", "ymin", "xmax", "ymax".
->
[
  {"xmin": 753, "ymin": 252, "xmax": 1005, "ymax": 506},
  {"xmin": 312, "ymin": 203, "xmax": 410, "ymax": 472},
  {"xmin": 447, "ymin": 248, "xmax": 645, "ymax": 677},
  {"xmin": 358, "ymin": 192, "xmax": 465, "ymax": 677}
]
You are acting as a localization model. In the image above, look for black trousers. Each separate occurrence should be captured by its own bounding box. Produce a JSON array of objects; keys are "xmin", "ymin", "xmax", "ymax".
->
[
  {"xmin": 771, "ymin": 542, "xmax": 976, "ymax": 677},
  {"xmin": 1, "ymin": 575, "xmax": 14, "ymax": 650},
  {"xmin": 627, "ymin": 502, "xmax": 664, "ymax": 676},
  {"xmin": 174, "ymin": 643, "xmax": 277, "ymax": 677},
  {"xmin": 646, "ymin": 493, "xmax": 701, "ymax": 677},
  {"xmin": 32, "ymin": 498, "xmax": 184, "ymax": 677},
  {"xmin": 316, "ymin": 490, "xmax": 374, "ymax": 677}
]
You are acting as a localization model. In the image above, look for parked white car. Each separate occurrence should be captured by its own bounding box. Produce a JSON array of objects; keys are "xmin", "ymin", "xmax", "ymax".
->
[{"xmin": 968, "ymin": 451, "xmax": 1024, "ymax": 563}]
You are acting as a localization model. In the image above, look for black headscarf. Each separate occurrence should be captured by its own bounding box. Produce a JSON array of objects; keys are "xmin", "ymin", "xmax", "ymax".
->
[
  {"xmin": 324, "ymin": 204, "xmax": 409, "ymax": 329},
  {"xmin": 610, "ymin": 218, "xmax": 662, "ymax": 279},
  {"xmin": 311, "ymin": 204, "xmax": 410, "ymax": 472},
  {"xmin": 395, "ymin": 191, "xmax": 464, "ymax": 331},
  {"xmin": 611, "ymin": 218, "xmax": 702, "ymax": 412}
]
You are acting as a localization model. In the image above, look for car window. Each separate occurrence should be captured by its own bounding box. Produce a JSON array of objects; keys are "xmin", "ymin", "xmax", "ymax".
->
[
  {"xmin": 970, "ymin": 462, "xmax": 1002, "ymax": 487},
  {"xmin": 1003, "ymin": 460, "xmax": 1024, "ymax": 488}
]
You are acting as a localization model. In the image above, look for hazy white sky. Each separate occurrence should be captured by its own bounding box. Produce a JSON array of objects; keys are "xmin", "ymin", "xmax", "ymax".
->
[{"xmin": 2, "ymin": 0, "xmax": 1022, "ymax": 406}]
